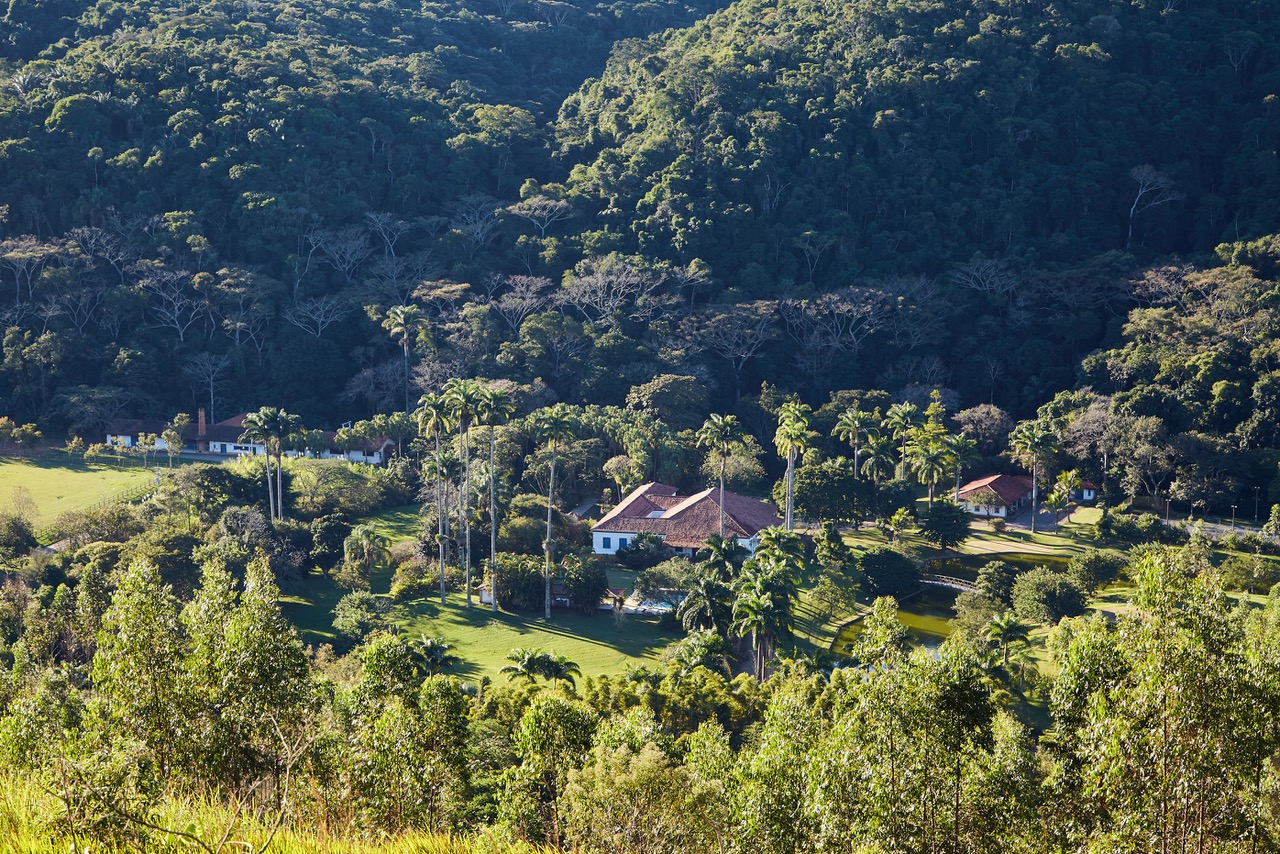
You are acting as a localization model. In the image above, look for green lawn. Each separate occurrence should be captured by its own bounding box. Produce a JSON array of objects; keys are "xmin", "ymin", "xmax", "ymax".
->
[
  {"xmin": 278, "ymin": 516, "xmax": 679, "ymax": 679},
  {"xmin": 280, "ymin": 567, "xmax": 680, "ymax": 680},
  {"xmin": 363, "ymin": 504, "xmax": 424, "ymax": 544},
  {"xmin": 393, "ymin": 600, "xmax": 680, "ymax": 682},
  {"xmin": 0, "ymin": 454, "xmax": 155, "ymax": 532}
]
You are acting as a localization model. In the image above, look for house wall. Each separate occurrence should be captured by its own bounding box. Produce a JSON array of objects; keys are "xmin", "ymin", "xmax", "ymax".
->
[
  {"xmin": 592, "ymin": 531, "xmax": 637, "ymax": 554},
  {"xmin": 106, "ymin": 435, "xmax": 175, "ymax": 451},
  {"xmin": 961, "ymin": 500, "xmax": 1007, "ymax": 517},
  {"xmin": 591, "ymin": 531, "xmax": 758, "ymax": 556}
]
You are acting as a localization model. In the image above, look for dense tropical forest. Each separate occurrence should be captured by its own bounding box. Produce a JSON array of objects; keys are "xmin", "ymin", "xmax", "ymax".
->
[{"xmin": 3, "ymin": 0, "xmax": 1280, "ymax": 849}]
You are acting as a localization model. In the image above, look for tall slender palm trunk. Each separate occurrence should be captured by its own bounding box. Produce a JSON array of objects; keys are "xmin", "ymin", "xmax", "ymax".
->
[
  {"xmin": 436, "ymin": 435, "xmax": 446, "ymax": 605},
  {"xmin": 544, "ymin": 446, "xmax": 556, "ymax": 620},
  {"xmin": 490, "ymin": 426, "xmax": 498, "ymax": 612},
  {"xmin": 263, "ymin": 456, "xmax": 275, "ymax": 520},
  {"xmin": 718, "ymin": 456, "xmax": 727, "ymax": 538},
  {"xmin": 784, "ymin": 452, "xmax": 796, "ymax": 531},
  {"xmin": 463, "ymin": 425, "xmax": 472, "ymax": 607},
  {"xmin": 275, "ymin": 448, "xmax": 285, "ymax": 520}
]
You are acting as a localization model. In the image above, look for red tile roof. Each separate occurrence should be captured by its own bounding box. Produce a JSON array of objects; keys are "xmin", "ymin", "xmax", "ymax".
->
[
  {"xmin": 594, "ymin": 483, "xmax": 782, "ymax": 549},
  {"xmin": 957, "ymin": 474, "xmax": 1034, "ymax": 508}
]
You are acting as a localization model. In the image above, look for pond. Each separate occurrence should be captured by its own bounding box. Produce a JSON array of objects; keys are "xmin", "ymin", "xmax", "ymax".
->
[{"xmin": 832, "ymin": 585, "xmax": 957, "ymax": 656}]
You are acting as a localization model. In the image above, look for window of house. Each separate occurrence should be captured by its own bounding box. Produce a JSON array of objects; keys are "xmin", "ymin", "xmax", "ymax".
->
[
  {"xmin": 618, "ymin": 537, "xmax": 628, "ymax": 549},
  {"xmin": 602, "ymin": 536, "xmax": 612, "ymax": 549}
]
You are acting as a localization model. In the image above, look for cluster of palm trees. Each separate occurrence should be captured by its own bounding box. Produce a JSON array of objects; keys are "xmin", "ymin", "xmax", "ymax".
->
[
  {"xmin": 238, "ymin": 406, "xmax": 303, "ymax": 520},
  {"xmin": 499, "ymin": 647, "xmax": 582, "ymax": 688},
  {"xmin": 675, "ymin": 530, "xmax": 805, "ymax": 680},
  {"xmin": 698, "ymin": 394, "xmax": 981, "ymax": 534},
  {"xmin": 413, "ymin": 378, "xmax": 515, "ymax": 610}
]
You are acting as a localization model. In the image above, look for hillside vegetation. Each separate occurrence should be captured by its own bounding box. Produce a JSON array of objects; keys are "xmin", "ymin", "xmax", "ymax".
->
[{"xmin": 0, "ymin": 0, "xmax": 1277, "ymax": 427}]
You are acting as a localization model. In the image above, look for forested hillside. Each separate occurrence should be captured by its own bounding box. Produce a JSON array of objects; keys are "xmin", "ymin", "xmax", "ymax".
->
[{"xmin": 0, "ymin": 0, "xmax": 1277, "ymax": 430}]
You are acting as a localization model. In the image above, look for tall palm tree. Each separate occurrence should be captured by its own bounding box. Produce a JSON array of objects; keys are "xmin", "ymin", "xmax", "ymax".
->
[
  {"xmin": 415, "ymin": 393, "xmax": 453, "ymax": 604},
  {"xmin": 499, "ymin": 647, "xmax": 545, "ymax": 684},
  {"xmin": 477, "ymin": 383, "xmax": 515, "ymax": 612},
  {"xmin": 906, "ymin": 434, "xmax": 951, "ymax": 505},
  {"xmin": 944, "ymin": 433, "xmax": 979, "ymax": 501},
  {"xmin": 696, "ymin": 413, "xmax": 746, "ymax": 538},
  {"xmin": 445, "ymin": 378, "xmax": 483, "ymax": 606},
  {"xmin": 343, "ymin": 524, "xmax": 390, "ymax": 583},
  {"xmin": 754, "ymin": 526, "xmax": 806, "ymax": 589},
  {"xmin": 883, "ymin": 402, "xmax": 922, "ymax": 480},
  {"xmin": 239, "ymin": 406, "xmax": 302, "ymax": 520},
  {"xmin": 699, "ymin": 534, "xmax": 747, "ymax": 583},
  {"xmin": 832, "ymin": 407, "xmax": 874, "ymax": 479},
  {"xmin": 273, "ymin": 409, "xmax": 303, "ymax": 519},
  {"xmin": 860, "ymin": 435, "xmax": 896, "ymax": 487},
  {"xmin": 532, "ymin": 403, "xmax": 577, "ymax": 619},
  {"xmin": 774, "ymin": 401, "xmax": 812, "ymax": 531},
  {"xmin": 543, "ymin": 654, "xmax": 582, "ymax": 689},
  {"xmin": 238, "ymin": 409, "xmax": 277, "ymax": 520},
  {"xmin": 677, "ymin": 566, "xmax": 733, "ymax": 634},
  {"xmin": 1009, "ymin": 421, "xmax": 1057, "ymax": 533},
  {"xmin": 732, "ymin": 571, "xmax": 794, "ymax": 681},
  {"xmin": 413, "ymin": 635, "xmax": 460, "ymax": 676},
  {"xmin": 1045, "ymin": 487, "xmax": 1071, "ymax": 531},
  {"xmin": 382, "ymin": 304, "xmax": 427, "ymax": 414},
  {"xmin": 984, "ymin": 610, "xmax": 1032, "ymax": 669}
]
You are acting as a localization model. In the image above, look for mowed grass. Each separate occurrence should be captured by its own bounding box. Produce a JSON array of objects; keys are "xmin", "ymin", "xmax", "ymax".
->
[
  {"xmin": 279, "ymin": 510, "xmax": 679, "ymax": 678},
  {"xmin": 0, "ymin": 454, "xmax": 154, "ymax": 530},
  {"xmin": 280, "ymin": 568, "xmax": 680, "ymax": 679},
  {"xmin": 364, "ymin": 503, "xmax": 425, "ymax": 543},
  {"xmin": 393, "ymin": 599, "xmax": 681, "ymax": 681}
]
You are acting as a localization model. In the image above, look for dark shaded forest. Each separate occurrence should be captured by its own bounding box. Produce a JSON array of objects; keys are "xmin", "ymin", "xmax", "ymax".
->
[{"xmin": 0, "ymin": 0, "xmax": 1278, "ymax": 434}]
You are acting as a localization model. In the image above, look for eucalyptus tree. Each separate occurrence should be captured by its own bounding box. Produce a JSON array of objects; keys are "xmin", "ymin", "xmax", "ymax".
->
[
  {"xmin": 532, "ymin": 403, "xmax": 578, "ymax": 619},
  {"xmin": 382, "ymin": 304, "xmax": 427, "ymax": 413},
  {"xmin": 415, "ymin": 393, "xmax": 453, "ymax": 604},
  {"xmin": 477, "ymin": 382, "xmax": 515, "ymax": 611},
  {"xmin": 833, "ymin": 406, "xmax": 875, "ymax": 479},
  {"xmin": 774, "ymin": 401, "xmax": 812, "ymax": 531},
  {"xmin": 696, "ymin": 413, "xmax": 746, "ymax": 538},
  {"xmin": 1009, "ymin": 421, "xmax": 1057, "ymax": 533}
]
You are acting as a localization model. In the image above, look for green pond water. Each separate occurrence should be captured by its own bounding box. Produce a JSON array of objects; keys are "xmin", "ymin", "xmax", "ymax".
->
[{"xmin": 832, "ymin": 586, "xmax": 957, "ymax": 656}]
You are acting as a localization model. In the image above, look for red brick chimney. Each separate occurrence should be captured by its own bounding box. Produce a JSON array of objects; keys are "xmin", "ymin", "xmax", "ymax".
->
[{"xmin": 197, "ymin": 408, "xmax": 208, "ymax": 452}]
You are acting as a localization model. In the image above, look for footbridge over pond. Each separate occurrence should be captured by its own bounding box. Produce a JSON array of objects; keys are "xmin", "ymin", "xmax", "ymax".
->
[{"xmin": 920, "ymin": 573, "xmax": 977, "ymax": 593}]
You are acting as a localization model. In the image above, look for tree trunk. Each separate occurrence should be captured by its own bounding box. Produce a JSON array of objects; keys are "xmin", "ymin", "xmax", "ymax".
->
[
  {"xmin": 718, "ymin": 455, "xmax": 726, "ymax": 538},
  {"xmin": 1030, "ymin": 461, "xmax": 1038, "ymax": 534},
  {"xmin": 784, "ymin": 451, "xmax": 796, "ymax": 531},
  {"xmin": 264, "ymin": 455, "xmax": 275, "ymax": 520},
  {"xmin": 462, "ymin": 423, "xmax": 472, "ymax": 607},
  {"xmin": 545, "ymin": 447, "xmax": 556, "ymax": 619},
  {"xmin": 436, "ymin": 435, "xmax": 446, "ymax": 605},
  {"xmin": 276, "ymin": 450, "xmax": 285, "ymax": 520},
  {"xmin": 403, "ymin": 341, "xmax": 411, "ymax": 414},
  {"xmin": 490, "ymin": 426, "xmax": 498, "ymax": 612}
]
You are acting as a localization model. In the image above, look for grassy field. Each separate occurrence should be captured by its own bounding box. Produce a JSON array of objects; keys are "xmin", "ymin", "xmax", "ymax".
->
[
  {"xmin": 364, "ymin": 503, "xmax": 424, "ymax": 543},
  {"xmin": 280, "ymin": 565, "xmax": 680, "ymax": 680},
  {"xmin": 394, "ymin": 600, "xmax": 680, "ymax": 681},
  {"xmin": 278, "ymin": 511, "xmax": 679, "ymax": 679},
  {"xmin": 0, "ymin": 454, "xmax": 155, "ymax": 531},
  {"xmin": 0, "ymin": 773, "xmax": 548, "ymax": 854}
]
